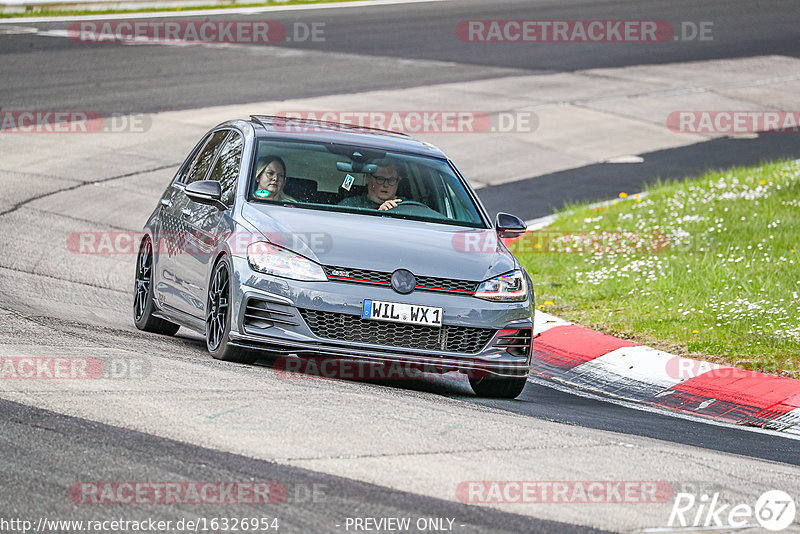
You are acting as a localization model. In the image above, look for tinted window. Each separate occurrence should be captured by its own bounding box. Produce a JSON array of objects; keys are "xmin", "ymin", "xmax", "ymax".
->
[
  {"xmin": 182, "ymin": 130, "xmax": 229, "ymax": 185},
  {"xmin": 208, "ymin": 132, "xmax": 243, "ymax": 206}
]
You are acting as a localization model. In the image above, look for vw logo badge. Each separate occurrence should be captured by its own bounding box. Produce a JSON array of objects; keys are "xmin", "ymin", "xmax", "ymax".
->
[{"xmin": 391, "ymin": 269, "xmax": 416, "ymax": 294}]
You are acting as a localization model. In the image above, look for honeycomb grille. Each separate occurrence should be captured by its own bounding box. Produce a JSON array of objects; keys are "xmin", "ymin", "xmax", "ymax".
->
[
  {"xmin": 324, "ymin": 266, "xmax": 390, "ymax": 285},
  {"xmin": 298, "ymin": 308, "xmax": 494, "ymax": 354},
  {"xmin": 323, "ymin": 265, "xmax": 478, "ymax": 295},
  {"xmin": 414, "ymin": 275, "xmax": 477, "ymax": 293}
]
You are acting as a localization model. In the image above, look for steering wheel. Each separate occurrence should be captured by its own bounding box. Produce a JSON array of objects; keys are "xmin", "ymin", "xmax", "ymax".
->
[
  {"xmin": 388, "ymin": 200, "xmax": 441, "ymax": 217},
  {"xmin": 391, "ymin": 200, "xmax": 428, "ymax": 209}
]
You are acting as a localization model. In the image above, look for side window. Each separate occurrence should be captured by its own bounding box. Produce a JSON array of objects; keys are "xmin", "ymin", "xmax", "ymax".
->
[
  {"xmin": 182, "ymin": 130, "xmax": 229, "ymax": 185},
  {"xmin": 208, "ymin": 132, "xmax": 243, "ymax": 206},
  {"xmin": 174, "ymin": 135, "xmax": 209, "ymax": 185}
]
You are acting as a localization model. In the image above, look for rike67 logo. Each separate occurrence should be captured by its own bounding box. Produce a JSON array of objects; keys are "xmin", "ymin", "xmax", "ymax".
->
[{"xmin": 669, "ymin": 490, "xmax": 796, "ymax": 531}]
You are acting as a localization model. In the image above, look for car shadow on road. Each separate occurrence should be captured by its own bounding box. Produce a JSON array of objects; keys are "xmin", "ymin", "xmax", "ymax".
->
[
  {"xmin": 163, "ymin": 335, "xmax": 532, "ymax": 401},
  {"xmin": 251, "ymin": 354, "xmax": 480, "ymax": 397}
]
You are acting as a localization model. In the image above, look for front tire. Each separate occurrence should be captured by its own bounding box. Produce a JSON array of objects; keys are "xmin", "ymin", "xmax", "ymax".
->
[
  {"xmin": 206, "ymin": 256, "xmax": 254, "ymax": 363},
  {"xmin": 469, "ymin": 375, "xmax": 528, "ymax": 399},
  {"xmin": 133, "ymin": 237, "xmax": 180, "ymax": 336}
]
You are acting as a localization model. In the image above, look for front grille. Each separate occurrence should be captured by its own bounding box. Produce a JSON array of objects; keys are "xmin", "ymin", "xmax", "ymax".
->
[
  {"xmin": 323, "ymin": 265, "xmax": 478, "ymax": 295},
  {"xmin": 324, "ymin": 266, "xmax": 391, "ymax": 285},
  {"xmin": 414, "ymin": 275, "xmax": 476, "ymax": 293},
  {"xmin": 298, "ymin": 308, "xmax": 495, "ymax": 354}
]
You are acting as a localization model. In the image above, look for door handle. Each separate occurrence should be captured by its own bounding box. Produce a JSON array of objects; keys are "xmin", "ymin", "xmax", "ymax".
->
[{"xmin": 181, "ymin": 208, "xmax": 191, "ymax": 217}]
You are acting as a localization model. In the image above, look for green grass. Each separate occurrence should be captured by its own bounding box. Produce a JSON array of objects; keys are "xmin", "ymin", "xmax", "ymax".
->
[
  {"xmin": 0, "ymin": 0, "xmax": 359, "ymax": 18},
  {"xmin": 513, "ymin": 159, "xmax": 800, "ymax": 377}
]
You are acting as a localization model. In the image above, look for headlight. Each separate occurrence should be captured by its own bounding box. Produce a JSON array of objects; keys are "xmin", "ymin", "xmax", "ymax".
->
[
  {"xmin": 474, "ymin": 270, "xmax": 527, "ymax": 302},
  {"xmin": 247, "ymin": 242, "xmax": 327, "ymax": 282}
]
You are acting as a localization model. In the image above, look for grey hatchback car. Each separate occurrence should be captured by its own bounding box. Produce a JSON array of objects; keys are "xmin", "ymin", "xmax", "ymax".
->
[{"xmin": 134, "ymin": 116, "xmax": 534, "ymax": 398}]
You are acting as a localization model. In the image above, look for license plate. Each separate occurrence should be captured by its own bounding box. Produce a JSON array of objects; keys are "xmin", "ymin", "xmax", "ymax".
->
[{"xmin": 361, "ymin": 299, "xmax": 442, "ymax": 327}]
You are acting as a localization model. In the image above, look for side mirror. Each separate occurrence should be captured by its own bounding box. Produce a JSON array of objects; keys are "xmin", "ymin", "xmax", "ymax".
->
[
  {"xmin": 495, "ymin": 212, "xmax": 527, "ymax": 239},
  {"xmin": 184, "ymin": 180, "xmax": 226, "ymax": 210}
]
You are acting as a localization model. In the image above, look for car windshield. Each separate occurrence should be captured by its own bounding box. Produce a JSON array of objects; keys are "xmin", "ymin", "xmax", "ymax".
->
[{"xmin": 249, "ymin": 139, "xmax": 487, "ymax": 228}]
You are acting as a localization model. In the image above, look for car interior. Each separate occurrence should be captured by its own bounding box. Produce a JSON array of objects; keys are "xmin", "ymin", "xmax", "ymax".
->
[{"xmin": 249, "ymin": 140, "xmax": 485, "ymax": 226}]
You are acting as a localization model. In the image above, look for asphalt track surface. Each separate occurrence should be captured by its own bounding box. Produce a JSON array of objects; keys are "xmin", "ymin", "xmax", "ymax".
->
[
  {"xmin": 4, "ymin": 0, "xmax": 800, "ymax": 216},
  {"xmin": 1, "ymin": 0, "xmax": 799, "ymax": 114},
  {"xmin": 1, "ymin": 397, "xmax": 597, "ymax": 534},
  {"xmin": 480, "ymin": 132, "xmax": 800, "ymax": 219},
  {"xmin": 2, "ymin": 1, "xmax": 800, "ymax": 532}
]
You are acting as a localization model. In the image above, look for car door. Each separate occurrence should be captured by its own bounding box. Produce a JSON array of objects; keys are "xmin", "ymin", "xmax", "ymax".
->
[
  {"xmin": 173, "ymin": 130, "xmax": 243, "ymax": 319},
  {"xmin": 160, "ymin": 129, "xmax": 229, "ymax": 316},
  {"xmin": 153, "ymin": 132, "xmax": 212, "ymax": 309}
]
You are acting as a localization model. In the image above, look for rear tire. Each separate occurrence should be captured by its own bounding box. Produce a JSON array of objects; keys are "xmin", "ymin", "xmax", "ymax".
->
[
  {"xmin": 469, "ymin": 375, "xmax": 528, "ymax": 399},
  {"xmin": 133, "ymin": 237, "xmax": 180, "ymax": 336},
  {"xmin": 206, "ymin": 256, "xmax": 254, "ymax": 363}
]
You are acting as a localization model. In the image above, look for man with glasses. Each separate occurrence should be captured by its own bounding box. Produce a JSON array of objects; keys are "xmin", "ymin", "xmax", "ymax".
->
[{"xmin": 339, "ymin": 162, "xmax": 404, "ymax": 211}]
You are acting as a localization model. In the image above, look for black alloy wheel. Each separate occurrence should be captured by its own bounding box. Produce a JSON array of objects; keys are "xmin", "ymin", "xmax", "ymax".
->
[
  {"xmin": 206, "ymin": 257, "xmax": 254, "ymax": 363},
  {"xmin": 133, "ymin": 237, "xmax": 180, "ymax": 335}
]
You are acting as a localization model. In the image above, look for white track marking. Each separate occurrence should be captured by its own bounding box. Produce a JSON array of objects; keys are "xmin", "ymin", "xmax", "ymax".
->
[
  {"xmin": 533, "ymin": 310, "xmax": 572, "ymax": 335},
  {"xmin": 526, "ymin": 375, "xmax": 800, "ymax": 441}
]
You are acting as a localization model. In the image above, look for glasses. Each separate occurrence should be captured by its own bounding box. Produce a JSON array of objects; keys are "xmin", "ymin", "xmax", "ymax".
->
[
  {"xmin": 370, "ymin": 174, "xmax": 400, "ymax": 186},
  {"xmin": 262, "ymin": 169, "xmax": 285, "ymax": 180}
]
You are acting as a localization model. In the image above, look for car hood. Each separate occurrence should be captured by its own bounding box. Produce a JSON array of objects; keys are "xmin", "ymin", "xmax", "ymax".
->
[{"xmin": 241, "ymin": 203, "xmax": 518, "ymax": 282}]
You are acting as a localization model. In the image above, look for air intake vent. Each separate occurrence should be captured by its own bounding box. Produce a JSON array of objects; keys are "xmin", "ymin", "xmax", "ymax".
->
[
  {"xmin": 494, "ymin": 328, "xmax": 533, "ymax": 357},
  {"xmin": 243, "ymin": 298, "xmax": 299, "ymax": 333}
]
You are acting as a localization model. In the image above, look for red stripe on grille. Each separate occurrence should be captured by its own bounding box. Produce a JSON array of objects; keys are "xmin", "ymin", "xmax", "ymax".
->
[
  {"xmin": 415, "ymin": 285, "xmax": 473, "ymax": 293},
  {"xmin": 330, "ymin": 276, "xmax": 390, "ymax": 285}
]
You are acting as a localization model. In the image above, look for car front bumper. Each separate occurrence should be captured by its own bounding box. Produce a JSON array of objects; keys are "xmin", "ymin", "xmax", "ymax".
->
[{"xmin": 228, "ymin": 255, "xmax": 534, "ymax": 378}]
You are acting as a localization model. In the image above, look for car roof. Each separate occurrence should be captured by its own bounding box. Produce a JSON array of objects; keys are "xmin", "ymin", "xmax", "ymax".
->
[{"xmin": 247, "ymin": 115, "xmax": 448, "ymax": 159}]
